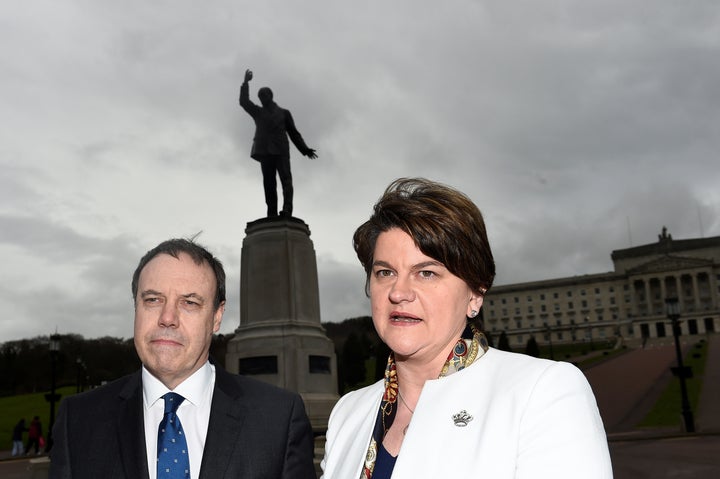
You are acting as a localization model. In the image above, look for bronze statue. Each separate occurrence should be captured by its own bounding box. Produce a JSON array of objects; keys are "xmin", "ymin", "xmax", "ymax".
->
[{"xmin": 239, "ymin": 69, "xmax": 317, "ymax": 218}]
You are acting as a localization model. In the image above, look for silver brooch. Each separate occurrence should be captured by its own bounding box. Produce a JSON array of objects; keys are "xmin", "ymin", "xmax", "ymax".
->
[{"xmin": 452, "ymin": 410, "xmax": 473, "ymax": 427}]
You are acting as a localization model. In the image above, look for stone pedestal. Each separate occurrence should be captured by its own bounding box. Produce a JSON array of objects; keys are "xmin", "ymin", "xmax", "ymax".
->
[{"xmin": 226, "ymin": 216, "xmax": 338, "ymax": 432}]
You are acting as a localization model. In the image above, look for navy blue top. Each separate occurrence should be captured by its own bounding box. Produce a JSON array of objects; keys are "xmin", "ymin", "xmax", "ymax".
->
[{"xmin": 372, "ymin": 443, "xmax": 397, "ymax": 479}]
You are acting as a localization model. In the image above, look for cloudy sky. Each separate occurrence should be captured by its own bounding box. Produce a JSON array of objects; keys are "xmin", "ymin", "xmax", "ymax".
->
[{"xmin": 2, "ymin": 0, "xmax": 719, "ymax": 342}]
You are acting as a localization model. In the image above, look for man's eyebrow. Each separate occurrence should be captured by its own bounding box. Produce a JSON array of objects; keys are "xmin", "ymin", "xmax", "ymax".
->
[
  {"xmin": 140, "ymin": 290, "xmax": 163, "ymax": 297},
  {"xmin": 181, "ymin": 293, "xmax": 205, "ymax": 302},
  {"xmin": 372, "ymin": 260, "xmax": 393, "ymax": 268}
]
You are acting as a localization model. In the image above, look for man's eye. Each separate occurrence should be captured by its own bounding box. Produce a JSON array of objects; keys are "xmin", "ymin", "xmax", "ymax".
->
[
  {"xmin": 375, "ymin": 269, "xmax": 393, "ymax": 278},
  {"xmin": 144, "ymin": 297, "xmax": 160, "ymax": 304},
  {"xmin": 418, "ymin": 270, "xmax": 436, "ymax": 279}
]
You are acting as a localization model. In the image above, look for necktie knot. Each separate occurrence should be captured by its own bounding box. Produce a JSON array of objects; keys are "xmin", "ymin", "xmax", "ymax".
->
[{"xmin": 162, "ymin": 392, "xmax": 185, "ymax": 415}]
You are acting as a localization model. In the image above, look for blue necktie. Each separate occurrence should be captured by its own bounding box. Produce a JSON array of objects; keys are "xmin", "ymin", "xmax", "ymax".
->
[{"xmin": 157, "ymin": 392, "xmax": 190, "ymax": 478}]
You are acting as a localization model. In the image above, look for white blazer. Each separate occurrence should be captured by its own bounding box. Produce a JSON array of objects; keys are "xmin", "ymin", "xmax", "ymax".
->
[{"xmin": 321, "ymin": 348, "xmax": 612, "ymax": 479}]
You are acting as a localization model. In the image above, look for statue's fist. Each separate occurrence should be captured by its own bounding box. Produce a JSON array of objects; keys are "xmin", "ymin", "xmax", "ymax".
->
[{"xmin": 244, "ymin": 69, "xmax": 253, "ymax": 82}]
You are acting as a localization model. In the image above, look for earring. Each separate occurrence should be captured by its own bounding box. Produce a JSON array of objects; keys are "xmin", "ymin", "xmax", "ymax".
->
[{"xmin": 469, "ymin": 309, "xmax": 478, "ymax": 318}]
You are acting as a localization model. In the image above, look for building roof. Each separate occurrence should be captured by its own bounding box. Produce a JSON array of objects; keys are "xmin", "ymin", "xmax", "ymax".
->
[{"xmin": 611, "ymin": 230, "xmax": 720, "ymax": 261}]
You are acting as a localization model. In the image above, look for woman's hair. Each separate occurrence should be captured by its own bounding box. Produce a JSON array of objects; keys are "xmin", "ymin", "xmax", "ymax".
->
[{"xmin": 353, "ymin": 177, "xmax": 495, "ymax": 296}]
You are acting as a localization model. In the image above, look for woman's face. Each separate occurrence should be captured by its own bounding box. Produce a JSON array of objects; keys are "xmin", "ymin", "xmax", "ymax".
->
[{"xmin": 369, "ymin": 228, "xmax": 483, "ymax": 366}]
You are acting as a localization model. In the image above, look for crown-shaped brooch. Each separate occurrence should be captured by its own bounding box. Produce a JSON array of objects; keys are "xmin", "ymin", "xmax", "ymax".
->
[{"xmin": 452, "ymin": 410, "xmax": 473, "ymax": 427}]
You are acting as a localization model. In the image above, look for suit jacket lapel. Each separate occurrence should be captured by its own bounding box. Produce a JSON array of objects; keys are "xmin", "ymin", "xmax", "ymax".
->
[
  {"xmin": 199, "ymin": 367, "xmax": 248, "ymax": 479},
  {"xmin": 117, "ymin": 372, "xmax": 151, "ymax": 479}
]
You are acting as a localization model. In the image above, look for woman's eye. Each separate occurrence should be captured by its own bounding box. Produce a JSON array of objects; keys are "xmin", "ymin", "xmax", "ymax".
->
[
  {"xmin": 419, "ymin": 270, "xmax": 436, "ymax": 279},
  {"xmin": 375, "ymin": 269, "xmax": 393, "ymax": 278}
]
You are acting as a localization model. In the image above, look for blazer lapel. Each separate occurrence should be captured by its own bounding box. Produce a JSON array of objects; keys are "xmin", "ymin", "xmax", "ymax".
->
[
  {"xmin": 116, "ymin": 372, "xmax": 151, "ymax": 479},
  {"xmin": 199, "ymin": 368, "xmax": 248, "ymax": 479}
]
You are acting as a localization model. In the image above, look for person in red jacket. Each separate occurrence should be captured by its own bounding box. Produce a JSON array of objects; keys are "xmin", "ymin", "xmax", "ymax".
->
[{"xmin": 26, "ymin": 416, "xmax": 42, "ymax": 455}]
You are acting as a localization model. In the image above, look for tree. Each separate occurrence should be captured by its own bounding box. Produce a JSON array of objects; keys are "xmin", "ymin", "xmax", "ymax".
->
[
  {"xmin": 340, "ymin": 332, "xmax": 367, "ymax": 392},
  {"xmin": 497, "ymin": 331, "xmax": 512, "ymax": 352},
  {"xmin": 525, "ymin": 336, "xmax": 540, "ymax": 357}
]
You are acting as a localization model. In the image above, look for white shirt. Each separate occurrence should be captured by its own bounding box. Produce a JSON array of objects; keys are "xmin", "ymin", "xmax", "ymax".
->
[{"xmin": 142, "ymin": 362, "xmax": 216, "ymax": 479}]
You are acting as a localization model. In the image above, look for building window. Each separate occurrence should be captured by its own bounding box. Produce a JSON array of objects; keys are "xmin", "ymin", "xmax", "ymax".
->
[
  {"xmin": 502, "ymin": 298, "xmax": 507, "ymax": 304},
  {"xmin": 540, "ymin": 294, "xmax": 546, "ymax": 300},
  {"xmin": 610, "ymin": 297, "xmax": 616, "ymax": 305},
  {"xmin": 515, "ymin": 308, "xmax": 521, "ymax": 315},
  {"xmin": 527, "ymin": 295, "xmax": 533, "ymax": 302},
  {"xmin": 609, "ymin": 287, "xmax": 615, "ymax": 293},
  {"xmin": 581, "ymin": 300, "xmax": 588, "ymax": 308},
  {"xmin": 553, "ymin": 292, "xmax": 559, "ymax": 299},
  {"xmin": 309, "ymin": 355, "xmax": 332, "ymax": 374},
  {"xmin": 554, "ymin": 304, "xmax": 560, "ymax": 311},
  {"xmin": 489, "ymin": 299, "xmax": 495, "ymax": 306},
  {"xmin": 541, "ymin": 305, "xmax": 547, "ymax": 312},
  {"xmin": 528, "ymin": 306, "xmax": 534, "ymax": 313},
  {"xmin": 568, "ymin": 302, "xmax": 574, "ymax": 309},
  {"xmin": 516, "ymin": 320, "xmax": 522, "ymax": 329},
  {"xmin": 239, "ymin": 356, "xmax": 278, "ymax": 375},
  {"xmin": 595, "ymin": 288, "xmax": 600, "ymax": 294},
  {"xmin": 581, "ymin": 289, "xmax": 586, "ymax": 296},
  {"xmin": 514, "ymin": 297, "xmax": 519, "ymax": 303},
  {"xmin": 567, "ymin": 291, "xmax": 572, "ymax": 297}
]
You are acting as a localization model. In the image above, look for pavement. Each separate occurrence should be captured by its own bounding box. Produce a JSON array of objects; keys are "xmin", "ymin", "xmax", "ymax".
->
[
  {"xmin": 2, "ymin": 334, "xmax": 719, "ymax": 478},
  {"xmin": 584, "ymin": 334, "xmax": 720, "ymax": 478}
]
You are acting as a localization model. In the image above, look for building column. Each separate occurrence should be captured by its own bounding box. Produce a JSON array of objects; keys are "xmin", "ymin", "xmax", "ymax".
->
[{"xmin": 691, "ymin": 273, "xmax": 700, "ymax": 310}]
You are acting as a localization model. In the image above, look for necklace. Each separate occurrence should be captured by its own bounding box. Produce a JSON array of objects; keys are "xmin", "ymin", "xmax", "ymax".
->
[{"xmin": 397, "ymin": 390, "xmax": 415, "ymax": 414}]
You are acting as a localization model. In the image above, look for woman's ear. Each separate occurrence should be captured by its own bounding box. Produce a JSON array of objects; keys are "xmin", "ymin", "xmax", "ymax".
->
[{"xmin": 467, "ymin": 293, "xmax": 484, "ymax": 318}]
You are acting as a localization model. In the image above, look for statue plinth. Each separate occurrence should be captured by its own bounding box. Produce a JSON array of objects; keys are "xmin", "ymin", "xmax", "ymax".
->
[{"xmin": 226, "ymin": 216, "xmax": 338, "ymax": 432}]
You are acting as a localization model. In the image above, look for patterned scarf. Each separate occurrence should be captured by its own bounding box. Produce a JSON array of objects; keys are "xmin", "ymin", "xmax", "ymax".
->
[{"xmin": 360, "ymin": 325, "xmax": 489, "ymax": 478}]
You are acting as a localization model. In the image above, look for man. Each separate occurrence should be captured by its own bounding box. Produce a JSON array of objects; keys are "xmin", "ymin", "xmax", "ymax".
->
[
  {"xmin": 239, "ymin": 69, "xmax": 317, "ymax": 218},
  {"xmin": 50, "ymin": 238, "xmax": 316, "ymax": 479}
]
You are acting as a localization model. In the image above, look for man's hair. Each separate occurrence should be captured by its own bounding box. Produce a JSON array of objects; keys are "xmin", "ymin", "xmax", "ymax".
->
[
  {"xmin": 131, "ymin": 238, "xmax": 226, "ymax": 310},
  {"xmin": 353, "ymin": 177, "xmax": 495, "ymax": 296}
]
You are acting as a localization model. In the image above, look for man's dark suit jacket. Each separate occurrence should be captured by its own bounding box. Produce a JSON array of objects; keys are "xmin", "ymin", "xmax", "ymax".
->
[
  {"xmin": 239, "ymin": 82, "xmax": 313, "ymax": 161},
  {"xmin": 49, "ymin": 366, "xmax": 317, "ymax": 479}
]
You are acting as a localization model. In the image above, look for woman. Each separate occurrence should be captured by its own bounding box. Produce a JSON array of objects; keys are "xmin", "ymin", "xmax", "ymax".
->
[{"xmin": 321, "ymin": 178, "xmax": 612, "ymax": 478}]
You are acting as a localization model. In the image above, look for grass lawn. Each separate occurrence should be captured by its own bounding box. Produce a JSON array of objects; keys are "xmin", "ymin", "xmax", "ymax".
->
[
  {"xmin": 0, "ymin": 386, "xmax": 77, "ymax": 451},
  {"xmin": 638, "ymin": 339, "xmax": 708, "ymax": 428}
]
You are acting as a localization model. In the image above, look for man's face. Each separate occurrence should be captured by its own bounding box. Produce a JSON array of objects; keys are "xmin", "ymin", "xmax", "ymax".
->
[{"xmin": 133, "ymin": 252, "xmax": 224, "ymax": 389}]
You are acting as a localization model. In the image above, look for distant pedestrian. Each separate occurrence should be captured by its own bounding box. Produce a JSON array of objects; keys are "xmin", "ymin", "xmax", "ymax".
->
[
  {"xmin": 25, "ymin": 416, "xmax": 42, "ymax": 455},
  {"xmin": 12, "ymin": 418, "xmax": 26, "ymax": 456}
]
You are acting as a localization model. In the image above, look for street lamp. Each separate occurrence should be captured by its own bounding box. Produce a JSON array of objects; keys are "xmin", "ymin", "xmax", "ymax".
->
[
  {"xmin": 76, "ymin": 357, "xmax": 86, "ymax": 394},
  {"xmin": 45, "ymin": 334, "xmax": 62, "ymax": 452},
  {"xmin": 544, "ymin": 324, "xmax": 555, "ymax": 360},
  {"xmin": 665, "ymin": 297, "xmax": 695, "ymax": 433}
]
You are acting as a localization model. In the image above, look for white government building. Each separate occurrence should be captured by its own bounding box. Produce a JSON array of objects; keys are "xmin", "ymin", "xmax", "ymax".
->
[{"xmin": 484, "ymin": 228, "xmax": 720, "ymax": 349}]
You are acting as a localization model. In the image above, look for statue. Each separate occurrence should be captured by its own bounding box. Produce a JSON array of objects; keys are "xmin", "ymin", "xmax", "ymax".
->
[{"xmin": 239, "ymin": 69, "xmax": 318, "ymax": 218}]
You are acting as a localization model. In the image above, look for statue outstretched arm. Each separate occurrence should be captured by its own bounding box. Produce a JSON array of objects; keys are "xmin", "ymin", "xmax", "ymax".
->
[{"xmin": 239, "ymin": 69, "xmax": 256, "ymax": 114}]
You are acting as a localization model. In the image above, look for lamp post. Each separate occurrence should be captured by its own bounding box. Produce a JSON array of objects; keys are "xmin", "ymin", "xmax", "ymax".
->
[
  {"xmin": 76, "ymin": 357, "xmax": 86, "ymax": 394},
  {"xmin": 665, "ymin": 297, "xmax": 695, "ymax": 433},
  {"xmin": 544, "ymin": 324, "xmax": 555, "ymax": 360},
  {"xmin": 45, "ymin": 334, "xmax": 62, "ymax": 452}
]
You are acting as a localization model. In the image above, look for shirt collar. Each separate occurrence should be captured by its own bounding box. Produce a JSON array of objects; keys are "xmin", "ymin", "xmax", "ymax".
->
[{"xmin": 142, "ymin": 361, "xmax": 215, "ymax": 409}]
